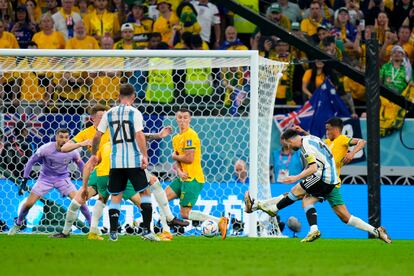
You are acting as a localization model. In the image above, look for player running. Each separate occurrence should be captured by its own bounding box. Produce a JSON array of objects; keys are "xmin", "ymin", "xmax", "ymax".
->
[
  {"xmin": 161, "ymin": 108, "xmax": 229, "ymax": 240},
  {"xmin": 245, "ymin": 128, "xmax": 338, "ymax": 242},
  {"xmin": 8, "ymin": 129, "xmax": 89, "ymax": 235},
  {"xmin": 293, "ymin": 118, "xmax": 391, "ymax": 243}
]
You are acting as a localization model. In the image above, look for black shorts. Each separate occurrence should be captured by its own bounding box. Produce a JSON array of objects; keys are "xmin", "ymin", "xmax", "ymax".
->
[
  {"xmin": 108, "ymin": 168, "xmax": 150, "ymax": 194},
  {"xmin": 300, "ymin": 174, "xmax": 336, "ymax": 200}
]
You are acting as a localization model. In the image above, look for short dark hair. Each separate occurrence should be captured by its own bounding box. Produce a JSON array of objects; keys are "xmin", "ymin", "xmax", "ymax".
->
[
  {"xmin": 56, "ymin": 128, "xmax": 70, "ymax": 135},
  {"xmin": 281, "ymin": 128, "xmax": 299, "ymax": 140},
  {"xmin": 326, "ymin": 117, "xmax": 343, "ymax": 130},
  {"xmin": 148, "ymin": 32, "xmax": 162, "ymax": 40},
  {"xmin": 90, "ymin": 104, "xmax": 108, "ymax": 115},
  {"xmin": 119, "ymin": 83, "xmax": 135, "ymax": 97},
  {"xmin": 177, "ymin": 108, "xmax": 192, "ymax": 116},
  {"xmin": 191, "ymin": 34, "xmax": 203, "ymax": 49}
]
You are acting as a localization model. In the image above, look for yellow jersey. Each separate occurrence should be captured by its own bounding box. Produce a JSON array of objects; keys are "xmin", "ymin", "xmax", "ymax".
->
[
  {"xmin": 73, "ymin": 125, "xmax": 110, "ymax": 153},
  {"xmin": 14, "ymin": 58, "xmax": 48, "ymax": 101},
  {"xmin": 65, "ymin": 35, "xmax": 100, "ymax": 49},
  {"xmin": 32, "ymin": 31, "xmax": 66, "ymax": 49},
  {"xmin": 84, "ymin": 10, "xmax": 120, "ymax": 37},
  {"xmin": 153, "ymin": 12, "xmax": 179, "ymax": 43},
  {"xmin": 0, "ymin": 31, "xmax": 19, "ymax": 48},
  {"xmin": 172, "ymin": 127, "xmax": 205, "ymax": 183},
  {"xmin": 325, "ymin": 134, "xmax": 352, "ymax": 186},
  {"xmin": 96, "ymin": 141, "xmax": 111, "ymax": 176}
]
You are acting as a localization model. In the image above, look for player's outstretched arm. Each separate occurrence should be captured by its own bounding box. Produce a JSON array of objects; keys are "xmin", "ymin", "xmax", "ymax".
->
[
  {"xmin": 23, "ymin": 153, "xmax": 41, "ymax": 180},
  {"xmin": 145, "ymin": 126, "xmax": 173, "ymax": 141},
  {"xmin": 343, "ymin": 138, "xmax": 367, "ymax": 164},
  {"xmin": 283, "ymin": 163, "xmax": 318, "ymax": 184},
  {"xmin": 61, "ymin": 139, "xmax": 91, "ymax": 152}
]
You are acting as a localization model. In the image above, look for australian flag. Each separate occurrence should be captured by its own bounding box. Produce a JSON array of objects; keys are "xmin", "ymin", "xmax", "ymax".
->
[{"xmin": 274, "ymin": 79, "xmax": 350, "ymax": 138}]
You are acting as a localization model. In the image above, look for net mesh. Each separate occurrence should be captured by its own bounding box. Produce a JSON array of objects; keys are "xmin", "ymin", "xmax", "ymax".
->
[{"xmin": 0, "ymin": 51, "xmax": 286, "ymax": 236}]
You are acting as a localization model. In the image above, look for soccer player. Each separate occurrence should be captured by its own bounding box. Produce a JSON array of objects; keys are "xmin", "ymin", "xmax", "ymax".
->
[
  {"xmin": 53, "ymin": 127, "xmax": 184, "ymax": 241},
  {"xmin": 90, "ymin": 84, "xmax": 187, "ymax": 241},
  {"xmin": 245, "ymin": 128, "xmax": 338, "ymax": 242},
  {"xmin": 8, "ymin": 129, "xmax": 89, "ymax": 235},
  {"xmin": 293, "ymin": 119, "xmax": 391, "ymax": 243},
  {"xmin": 162, "ymin": 108, "xmax": 229, "ymax": 240}
]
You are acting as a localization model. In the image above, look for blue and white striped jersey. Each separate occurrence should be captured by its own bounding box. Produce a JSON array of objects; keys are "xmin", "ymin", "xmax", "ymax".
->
[
  {"xmin": 97, "ymin": 104, "xmax": 144, "ymax": 169},
  {"xmin": 301, "ymin": 135, "xmax": 339, "ymax": 185}
]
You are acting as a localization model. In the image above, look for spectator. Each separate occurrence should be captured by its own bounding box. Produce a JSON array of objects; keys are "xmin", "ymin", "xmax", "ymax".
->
[
  {"xmin": 344, "ymin": 0, "xmax": 364, "ymax": 26},
  {"xmin": 191, "ymin": 0, "xmax": 221, "ymax": 49},
  {"xmin": 77, "ymin": 0, "xmax": 91, "ymax": 18},
  {"xmin": 26, "ymin": 0, "xmax": 42, "ymax": 24},
  {"xmin": 153, "ymin": 0, "xmax": 179, "ymax": 43},
  {"xmin": 100, "ymin": 34, "xmax": 114, "ymax": 49},
  {"xmin": 0, "ymin": 19, "xmax": 20, "ymax": 49},
  {"xmin": 147, "ymin": 31, "xmax": 162, "ymax": 49},
  {"xmin": 110, "ymin": 0, "xmax": 129, "ymax": 24},
  {"xmin": 234, "ymin": 159, "xmax": 249, "ymax": 184},
  {"xmin": 380, "ymin": 45, "xmax": 412, "ymax": 95},
  {"xmin": 65, "ymin": 20, "xmax": 100, "ymax": 49},
  {"xmin": 126, "ymin": 1, "xmax": 154, "ymax": 48},
  {"xmin": 302, "ymin": 60, "xmax": 327, "ymax": 100},
  {"xmin": 300, "ymin": 1, "xmax": 330, "ymax": 38},
  {"xmin": 266, "ymin": 3, "xmax": 291, "ymax": 31},
  {"xmin": 114, "ymin": 23, "xmax": 141, "ymax": 49},
  {"xmin": 381, "ymin": 26, "xmax": 414, "ymax": 64},
  {"xmin": 15, "ymin": 41, "xmax": 49, "ymax": 114},
  {"xmin": 44, "ymin": 0, "xmax": 60, "ymax": 17},
  {"xmin": 88, "ymin": 35, "xmax": 121, "ymax": 105},
  {"xmin": 169, "ymin": 3, "xmax": 201, "ymax": 47},
  {"xmin": 52, "ymin": 0, "xmax": 82, "ymax": 40},
  {"xmin": 364, "ymin": 0, "xmax": 390, "ymax": 27},
  {"xmin": 374, "ymin": 11, "xmax": 389, "ymax": 45},
  {"xmin": 303, "ymin": 0, "xmax": 334, "ymax": 22},
  {"xmin": 322, "ymin": 35, "xmax": 344, "ymax": 61},
  {"xmin": 392, "ymin": 0, "xmax": 413, "ymax": 31},
  {"xmin": 278, "ymin": 0, "xmax": 302, "ymax": 23},
  {"xmin": 273, "ymin": 139, "xmax": 302, "ymax": 183},
  {"xmin": 0, "ymin": 0, "xmax": 14, "ymax": 30},
  {"xmin": 32, "ymin": 14, "xmax": 66, "ymax": 49},
  {"xmin": 220, "ymin": 26, "xmax": 248, "ymax": 50},
  {"xmin": 8, "ymin": 5, "xmax": 37, "ymax": 49},
  {"xmin": 232, "ymin": 0, "xmax": 259, "ymax": 45},
  {"xmin": 83, "ymin": 0, "xmax": 120, "ymax": 41},
  {"xmin": 190, "ymin": 33, "xmax": 209, "ymax": 50},
  {"xmin": 332, "ymin": 7, "xmax": 357, "ymax": 52}
]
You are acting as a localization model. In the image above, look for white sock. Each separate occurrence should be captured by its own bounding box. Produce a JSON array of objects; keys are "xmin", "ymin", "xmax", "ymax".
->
[
  {"xmin": 347, "ymin": 215, "xmax": 378, "ymax": 237},
  {"xmin": 90, "ymin": 200, "xmax": 105, "ymax": 234},
  {"xmin": 188, "ymin": 210, "xmax": 220, "ymax": 224},
  {"xmin": 159, "ymin": 208, "xmax": 169, "ymax": 232},
  {"xmin": 253, "ymin": 194, "xmax": 284, "ymax": 211},
  {"xmin": 310, "ymin": 225, "xmax": 318, "ymax": 232},
  {"xmin": 150, "ymin": 180, "xmax": 174, "ymax": 222},
  {"xmin": 62, "ymin": 199, "xmax": 81, "ymax": 235}
]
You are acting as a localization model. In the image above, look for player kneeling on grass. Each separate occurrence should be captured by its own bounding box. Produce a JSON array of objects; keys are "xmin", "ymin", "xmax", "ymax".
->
[
  {"xmin": 293, "ymin": 119, "xmax": 391, "ymax": 243},
  {"xmin": 245, "ymin": 128, "xmax": 339, "ymax": 242},
  {"xmin": 158, "ymin": 109, "xmax": 229, "ymax": 240},
  {"xmin": 9, "ymin": 129, "xmax": 91, "ymax": 235}
]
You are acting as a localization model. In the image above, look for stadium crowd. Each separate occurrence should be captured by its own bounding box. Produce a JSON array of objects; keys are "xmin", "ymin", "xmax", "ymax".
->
[{"xmin": 0, "ymin": 0, "xmax": 413, "ymax": 118}]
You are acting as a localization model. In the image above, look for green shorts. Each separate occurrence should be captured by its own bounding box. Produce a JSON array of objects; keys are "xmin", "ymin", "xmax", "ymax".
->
[
  {"xmin": 326, "ymin": 186, "xmax": 345, "ymax": 208},
  {"xmin": 169, "ymin": 178, "xmax": 204, "ymax": 207},
  {"xmin": 87, "ymin": 169, "xmax": 137, "ymax": 200}
]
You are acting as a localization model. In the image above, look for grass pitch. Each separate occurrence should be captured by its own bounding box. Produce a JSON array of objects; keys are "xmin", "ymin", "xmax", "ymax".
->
[{"xmin": 1, "ymin": 235, "xmax": 413, "ymax": 276}]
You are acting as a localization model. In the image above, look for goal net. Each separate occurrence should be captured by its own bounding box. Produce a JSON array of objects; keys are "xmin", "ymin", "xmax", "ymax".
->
[{"xmin": 0, "ymin": 49, "xmax": 286, "ymax": 236}]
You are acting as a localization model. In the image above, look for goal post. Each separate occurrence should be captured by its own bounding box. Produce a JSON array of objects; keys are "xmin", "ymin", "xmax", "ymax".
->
[{"xmin": 0, "ymin": 49, "xmax": 286, "ymax": 237}]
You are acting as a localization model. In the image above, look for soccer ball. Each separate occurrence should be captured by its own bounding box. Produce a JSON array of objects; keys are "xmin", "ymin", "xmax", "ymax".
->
[{"xmin": 201, "ymin": 220, "xmax": 218, "ymax": 238}]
